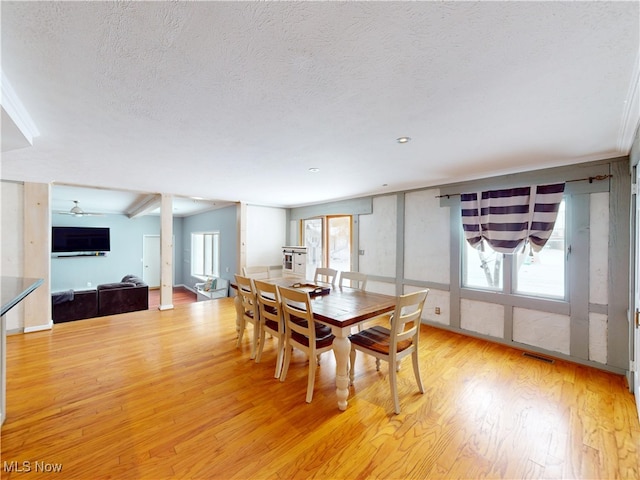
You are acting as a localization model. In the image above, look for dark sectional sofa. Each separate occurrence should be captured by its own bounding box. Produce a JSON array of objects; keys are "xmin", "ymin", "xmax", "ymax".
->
[{"xmin": 52, "ymin": 274, "xmax": 149, "ymax": 323}]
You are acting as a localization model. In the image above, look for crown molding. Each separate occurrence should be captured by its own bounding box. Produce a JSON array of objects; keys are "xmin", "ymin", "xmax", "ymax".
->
[
  {"xmin": 1, "ymin": 71, "xmax": 40, "ymax": 150},
  {"xmin": 617, "ymin": 52, "xmax": 640, "ymax": 154}
]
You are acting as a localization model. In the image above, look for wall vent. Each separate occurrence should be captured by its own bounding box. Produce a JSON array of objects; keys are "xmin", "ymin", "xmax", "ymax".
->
[{"xmin": 522, "ymin": 352, "xmax": 555, "ymax": 364}]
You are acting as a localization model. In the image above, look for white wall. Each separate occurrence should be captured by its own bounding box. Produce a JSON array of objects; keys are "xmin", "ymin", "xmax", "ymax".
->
[
  {"xmin": 404, "ymin": 189, "xmax": 450, "ymax": 284},
  {"xmin": 1, "ymin": 181, "xmax": 25, "ymax": 331},
  {"xmin": 359, "ymin": 195, "xmax": 396, "ymax": 278},
  {"xmin": 246, "ymin": 205, "xmax": 286, "ymax": 269}
]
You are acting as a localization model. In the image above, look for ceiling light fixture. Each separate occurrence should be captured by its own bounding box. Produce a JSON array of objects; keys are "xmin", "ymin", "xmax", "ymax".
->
[
  {"xmin": 309, "ymin": 167, "xmax": 320, "ymax": 173},
  {"xmin": 397, "ymin": 136, "xmax": 411, "ymax": 144}
]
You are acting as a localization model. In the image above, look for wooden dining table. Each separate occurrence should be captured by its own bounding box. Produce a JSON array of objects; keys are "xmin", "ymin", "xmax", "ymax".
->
[{"xmin": 234, "ymin": 276, "xmax": 397, "ymax": 410}]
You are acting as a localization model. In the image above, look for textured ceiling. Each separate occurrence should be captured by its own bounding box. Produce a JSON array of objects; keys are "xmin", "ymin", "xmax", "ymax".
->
[{"xmin": 1, "ymin": 1, "xmax": 639, "ymax": 209}]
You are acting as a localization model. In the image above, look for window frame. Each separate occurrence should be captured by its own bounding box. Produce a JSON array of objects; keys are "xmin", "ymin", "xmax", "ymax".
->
[
  {"xmin": 460, "ymin": 196, "xmax": 568, "ymax": 302},
  {"xmin": 191, "ymin": 231, "xmax": 220, "ymax": 279}
]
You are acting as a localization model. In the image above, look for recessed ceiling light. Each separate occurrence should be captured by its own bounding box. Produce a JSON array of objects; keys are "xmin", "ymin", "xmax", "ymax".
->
[
  {"xmin": 309, "ymin": 167, "xmax": 320, "ymax": 173},
  {"xmin": 397, "ymin": 136, "xmax": 411, "ymax": 144}
]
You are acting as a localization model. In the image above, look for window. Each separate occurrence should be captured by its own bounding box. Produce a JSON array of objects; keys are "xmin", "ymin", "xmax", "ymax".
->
[
  {"xmin": 462, "ymin": 199, "xmax": 566, "ymax": 300},
  {"xmin": 191, "ymin": 232, "xmax": 220, "ymax": 278},
  {"xmin": 462, "ymin": 241, "xmax": 504, "ymax": 291},
  {"xmin": 514, "ymin": 200, "xmax": 566, "ymax": 298}
]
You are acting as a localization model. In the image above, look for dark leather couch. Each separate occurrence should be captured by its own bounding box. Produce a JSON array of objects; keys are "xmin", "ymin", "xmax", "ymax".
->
[
  {"xmin": 52, "ymin": 275, "xmax": 149, "ymax": 323},
  {"xmin": 52, "ymin": 289, "xmax": 98, "ymax": 323}
]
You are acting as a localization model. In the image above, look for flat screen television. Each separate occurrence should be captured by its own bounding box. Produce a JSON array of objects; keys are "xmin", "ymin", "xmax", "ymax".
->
[{"xmin": 52, "ymin": 226, "xmax": 111, "ymax": 253}]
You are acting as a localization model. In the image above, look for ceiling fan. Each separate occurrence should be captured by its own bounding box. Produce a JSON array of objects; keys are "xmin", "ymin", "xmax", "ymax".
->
[{"xmin": 57, "ymin": 200, "xmax": 104, "ymax": 217}]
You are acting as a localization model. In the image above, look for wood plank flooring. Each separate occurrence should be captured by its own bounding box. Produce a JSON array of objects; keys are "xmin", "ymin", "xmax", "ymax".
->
[
  {"xmin": 148, "ymin": 287, "xmax": 196, "ymax": 310},
  {"xmin": 1, "ymin": 298, "xmax": 639, "ymax": 479}
]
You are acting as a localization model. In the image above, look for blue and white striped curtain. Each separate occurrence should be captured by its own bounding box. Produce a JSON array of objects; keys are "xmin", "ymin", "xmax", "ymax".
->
[{"xmin": 461, "ymin": 183, "xmax": 565, "ymax": 254}]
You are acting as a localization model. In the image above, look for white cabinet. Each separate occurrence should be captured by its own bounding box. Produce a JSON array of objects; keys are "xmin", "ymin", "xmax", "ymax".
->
[{"xmin": 283, "ymin": 246, "xmax": 307, "ymax": 278}]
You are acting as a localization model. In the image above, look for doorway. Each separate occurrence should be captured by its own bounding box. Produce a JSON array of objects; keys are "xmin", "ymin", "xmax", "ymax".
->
[
  {"xmin": 143, "ymin": 235, "xmax": 161, "ymax": 288},
  {"xmin": 302, "ymin": 216, "xmax": 352, "ymax": 281}
]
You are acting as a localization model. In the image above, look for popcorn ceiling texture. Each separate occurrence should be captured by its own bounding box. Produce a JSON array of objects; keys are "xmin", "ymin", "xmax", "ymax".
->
[{"xmin": 1, "ymin": 1, "xmax": 638, "ymax": 207}]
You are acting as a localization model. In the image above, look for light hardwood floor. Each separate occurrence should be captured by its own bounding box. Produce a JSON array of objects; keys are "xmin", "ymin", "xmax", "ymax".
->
[
  {"xmin": 2, "ymin": 298, "xmax": 639, "ymax": 479},
  {"xmin": 148, "ymin": 287, "xmax": 197, "ymax": 310}
]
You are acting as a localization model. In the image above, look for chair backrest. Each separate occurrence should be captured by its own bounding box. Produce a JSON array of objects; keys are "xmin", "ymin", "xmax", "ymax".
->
[
  {"xmin": 235, "ymin": 274, "xmax": 257, "ymax": 318},
  {"xmin": 277, "ymin": 286, "xmax": 316, "ymax": 344},
  {"xmin": 242, "ymin": 266, "xmax": 270, "ymax": 280},
  {"xmin": 314, "ymin": 267, "xmax": 338, "ymax": 286},
  {"xmin": 253, "ymin": 279, "xmax": 284, "ymax": 333},
  {"xmin": 389, "ymin": 289, "xmax": 429, "ymax": 355},
  {"xmin": 339, "ymin": 271, "xmax": 368, "ymax": 290}
]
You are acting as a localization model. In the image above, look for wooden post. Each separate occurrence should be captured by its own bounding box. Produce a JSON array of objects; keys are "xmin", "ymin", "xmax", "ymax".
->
[
  {"xmin": 23, "ymin": 182, "xmax": 51, "ymax": 331},
  {"xmin": 158, "ymin": 193, "xmax": 173, "ymax": 310}
]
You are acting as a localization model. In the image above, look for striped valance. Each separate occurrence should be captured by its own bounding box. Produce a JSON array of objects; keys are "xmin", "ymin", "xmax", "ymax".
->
[{"xmin": 461, "ymin": 183, "xmax": 565, "ymax": 254}]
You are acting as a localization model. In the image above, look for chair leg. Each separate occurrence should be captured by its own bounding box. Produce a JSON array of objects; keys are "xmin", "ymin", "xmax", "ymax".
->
[
  {"xmin": 390, "ymin": 361, "xmax": 401, "ymax": 414},
  {"xmin": 280, "ymin": 345, "xmax": 292, "ymax": 382},
  {"xmin": 306, "ymin": 356, "xmax": 317, "ymax": 403},
  {"xmin": 236, "ymin": 318, "xmax": 246, "ymax": 348},
  {"xmin": 255, "ymin": 325, "xmax": 266, "ymax": 363},
  {"xmin": 375, "ymin": 358, "xmax": 381, "ymax": 371},
  {"xmin": 412, "ymin": 351, "xmax": 424, "ymax": 394},
  {"xmin": 250, "ymin": 322, "xmax": 260, "ymax": 360},
  {"xmin": 349, "ymin": 348, "xmax": 356, "ymax": 385},
  {"xmin": 274, "ymin": 337, "xmax": 284, "ymax": 379}
]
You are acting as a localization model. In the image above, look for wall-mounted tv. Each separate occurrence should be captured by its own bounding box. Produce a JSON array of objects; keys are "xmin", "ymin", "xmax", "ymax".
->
[{"xmin": 52, "ymin": 226, "xmax": 111, "ymax": 253}]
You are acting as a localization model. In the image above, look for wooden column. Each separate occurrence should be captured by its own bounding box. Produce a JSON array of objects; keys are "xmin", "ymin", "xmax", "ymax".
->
[
  {"xmin": 23, "ymin": 182, "xmax": 51, "ymax": 331},
  {"xmin": 238, "ymin": 201, "xmax": 247, "ymax": 275},
  {"xmin": 158, "ymin": 193, "xmax": 174, "ymax": 311}
]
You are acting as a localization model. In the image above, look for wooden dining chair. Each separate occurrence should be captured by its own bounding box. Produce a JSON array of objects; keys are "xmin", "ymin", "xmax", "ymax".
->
[
  {"xmin": 253, "ymin": 279, "xmax": 286, "ymax": 379},
  {"xmin": 348, "ymin": 289, "xmax": 429, "ymax": 414},
  {"xmin": 234, "ymin": 274, "xmax": 260, "ymax": 360},
  {"xmin": 314, "ymin": 267, "xmax": 338, "ymax": 286},
  {"xmin": 242, "ymin": 266, "xmax": 270, "ymax": 280},
  {"xmin": 338, "ymin": 271, "xmax": 370, "ymax": 330},
  {"xmin": 277, "ymin": 285, "xmax": 335, "ymax": 403},
  {"xmin": 338, "ymin": 271, "xmax": 368, "ymax": 290}
]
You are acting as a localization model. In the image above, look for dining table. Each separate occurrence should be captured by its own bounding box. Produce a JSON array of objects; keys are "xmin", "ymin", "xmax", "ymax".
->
[{"xmin": 234, "ymin": 276, "xmax": 397, "ymax": 410}]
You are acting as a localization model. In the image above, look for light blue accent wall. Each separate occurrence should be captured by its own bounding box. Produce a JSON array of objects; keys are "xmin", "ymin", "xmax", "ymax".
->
[
  {"xmin": 51, "ymin": 214, "xmax": 164, "ymax": 291},
  {"xmin": 181, "ymin": 205, "xmax": 238, "ymax": 290}
]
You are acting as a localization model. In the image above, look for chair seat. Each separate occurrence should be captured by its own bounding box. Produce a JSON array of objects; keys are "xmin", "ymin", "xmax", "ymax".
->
[
  {"xmin": 291, "ymin": 330, "xmax": 335, "ymax": 349},
  {"xmin": 349, "ymin": 325, "xmax": 412, "ymax": 355}
]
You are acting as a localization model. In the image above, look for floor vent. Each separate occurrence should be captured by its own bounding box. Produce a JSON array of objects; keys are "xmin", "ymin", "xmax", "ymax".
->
[{"xmin": 522, "ymin": 352, "xmax": 555, "ymax": 364}]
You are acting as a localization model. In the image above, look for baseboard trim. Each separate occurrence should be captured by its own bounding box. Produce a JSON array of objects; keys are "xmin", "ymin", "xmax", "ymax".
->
[
  {"xmin": 158, "ymin": 304, "xmax": 174, "ymax": 311},
  {"xmin": 24, "ymin": 320, "xmax": 53, "ymax": 333}
]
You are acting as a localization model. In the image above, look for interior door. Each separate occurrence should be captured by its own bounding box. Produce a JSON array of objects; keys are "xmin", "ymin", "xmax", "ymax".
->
[
  {"xmin": 143, "ymin": 235, "xmax": 161, "ymax": 288},
  {"xmin": 633, "ymin": 166, "xmax": 639, "ymax": 421}
]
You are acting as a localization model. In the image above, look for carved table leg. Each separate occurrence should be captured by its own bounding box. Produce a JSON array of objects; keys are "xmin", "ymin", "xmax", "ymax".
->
[{"xmin": 331, "ymin": 328, "xmax": 352, "ymax": 411}]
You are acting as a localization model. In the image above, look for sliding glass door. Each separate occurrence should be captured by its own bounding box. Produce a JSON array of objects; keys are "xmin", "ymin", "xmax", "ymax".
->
[
  {"xmin": 303, "ymin": 218, "xmax": 323, "ymax": 281},
  {"xmin": 302, "ymin": 216, "xmax": 351, "ymax": 281}
]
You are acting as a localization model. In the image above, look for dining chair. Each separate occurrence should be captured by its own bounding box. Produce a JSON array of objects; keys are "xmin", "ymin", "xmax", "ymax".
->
[
  {"xmin": 234, "ymin": 274, "xmax": 260, "ymax": 360},
  {"xmin": 242, "ymin": 266, "xmax": 270, "ymax": 280},
  {"xmin": 338, "ymin": 271, "xmax": 368, "ymax": 290},
  {"xmin": 348, "ymin": 289, "xmax": 429, "ymax": 414},
  {"xmin": 277, "ymin": 285, "xmax": 335, "ymax": 403},
  {"xmin": 253, "ymin": 279, "xmax": 286, "ymax": 379},
  {"xmin": 338, "ymin": 271, "xmax": 370, "ymax": 331},
  {"xmin": 314, "ymin": 267, "xmax": 338, "ymax": 286}
]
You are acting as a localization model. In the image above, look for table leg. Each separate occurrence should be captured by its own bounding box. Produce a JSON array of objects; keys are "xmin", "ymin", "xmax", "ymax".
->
[{"xmin": 331, "ymin": 329, "xmax": 351, "ymax": 411}]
